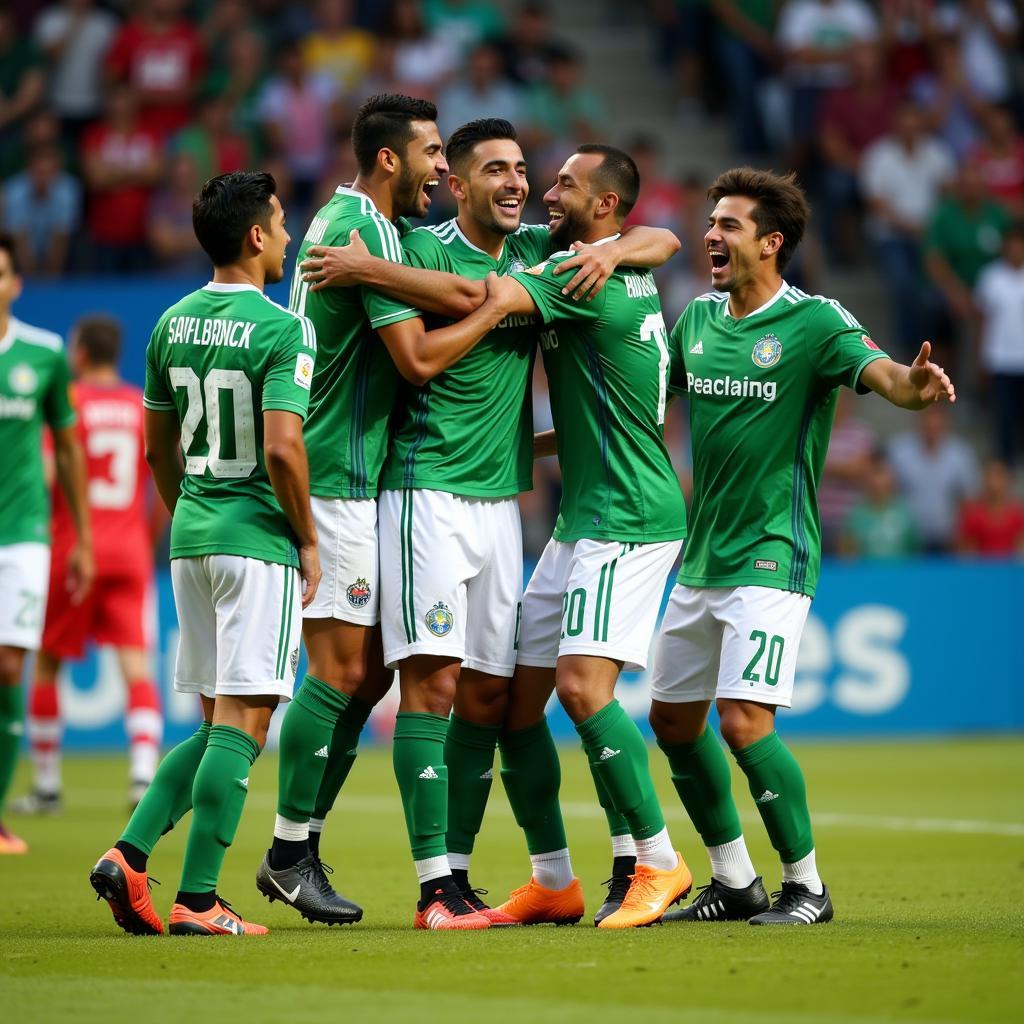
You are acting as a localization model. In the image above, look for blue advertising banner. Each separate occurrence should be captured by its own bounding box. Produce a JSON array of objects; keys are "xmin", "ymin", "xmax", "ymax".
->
[{"xmin": 52, "ymin": 561, "xmax": 1023, "ymax": 750}]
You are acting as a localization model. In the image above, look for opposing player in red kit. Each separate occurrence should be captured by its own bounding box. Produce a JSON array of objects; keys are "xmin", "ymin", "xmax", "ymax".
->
[{"xmin": 14, "ymin": 316, "xmax": 165, "ymax": 814}]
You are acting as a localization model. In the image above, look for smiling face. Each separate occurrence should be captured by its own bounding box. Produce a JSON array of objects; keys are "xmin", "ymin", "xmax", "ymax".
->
[
  {"xmin": 704, "ymin": 194, "xmax": 781, "ymax": 292},
  {"xmin": 451, "ymin": 137, "xmax": 528, "ymax": 237},
  {"xmin": 392, "ymin": 119, "xmax": 448, "ymax": 219},
  {"xmin": 543, "ymin": 152, "xmax": 605, "ymax": 248}
]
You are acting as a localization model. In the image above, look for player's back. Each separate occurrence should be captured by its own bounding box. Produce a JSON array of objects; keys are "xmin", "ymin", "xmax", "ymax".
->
[
  {"xmin": 144, "ymin": 283, "xmax": 316, "ymax": 569},
  {"xmin": 288, "ymin": 186, "xmax": 411, "ymax": 500},
  {"xmin": 51, "ymin": 381, "xmax": 150, "ymax": 575}
]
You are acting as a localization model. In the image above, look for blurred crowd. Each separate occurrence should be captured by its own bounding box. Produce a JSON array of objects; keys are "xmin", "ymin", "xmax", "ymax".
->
[{"xmin": 1, "ymin": 0, "xmax": 1022, "ymax": 559}]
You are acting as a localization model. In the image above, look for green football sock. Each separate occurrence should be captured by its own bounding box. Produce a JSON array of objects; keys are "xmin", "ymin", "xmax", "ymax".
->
[
  {"xmin": 499, "ymin": 719, "xmax": 567, "ymax": 855},
  {"xmin": 733, "ymin": 731, "xmax": 814, "ymax": 863},
  {"xmin": 277, "ymin": 675, "xmax": 349, "ymax": 823},
  {"xmin": 576, "ymin": 700, "xmax": 665, "ymax": 841},
  {"xmin": 659, "ymin": 727, "xmax": 742, "ymax": 847},
  {"xmin": 121, "ymin": 722, "xmax": 212, "ymax": 854},
  {"xmin": 0, "ymin": 683, "xmax": 23, "ymax": 816},
  {"xmin": 445, "ymin": 714, "xmax": 499, "ymax": 857},
  {"xmin": 312, "ymin": 696, "xmax": 373, "ymax": 819},
  {"xmin": 178, "ymin": 725, "xmax": 260, "ymax": 894},
  {"xmin": 393, "ymin": 712, "xmax": 449, "ymax": 861},
  {"xmin": 587, "ymin": 756, "xmax": 632, "ymax": 837}
]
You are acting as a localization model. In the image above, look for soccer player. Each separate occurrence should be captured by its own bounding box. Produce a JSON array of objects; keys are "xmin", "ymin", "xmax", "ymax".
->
[
  {"xmin": 89, "ymin": 171, "xmax": 320, "ymax": 936},
  {"xmin": 0, "ymin": 232, "xmax": 92, "ymax": 855},
  {"xmin": 651, "ymin": 167, "xmax": 954, "ymax": 926},
  {"xmin": 15, "ymin": 315, "xmax": 163, "ymax": 814},
  {"xmin": 480, "ymin": 146, "xmax": 692, "ymax": 929}
]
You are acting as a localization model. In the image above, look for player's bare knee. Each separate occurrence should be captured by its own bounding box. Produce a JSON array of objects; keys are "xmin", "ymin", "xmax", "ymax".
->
[
  {"xmin": 554, "ymin": 672, "xmax": 592, "ymax": 724},
  {"xmin": 455, "ymin": 673, "xmax": 509, "ymax": 725},
  {"xmin": 0, "ymin": 646, "xmax": 25, "ymax": 686},
  {"xmin": 718, "ymin": 700, "xmax": 774, "ymax": 751},
  {"xmin": 648, "ymin": 701, "xmax": 705, "ymax": 745}
]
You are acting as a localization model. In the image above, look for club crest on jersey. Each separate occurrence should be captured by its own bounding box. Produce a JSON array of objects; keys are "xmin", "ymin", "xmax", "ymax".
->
[
  {"xmin": 425, "ymin": 601, "xmax": 454, "ymax": 637},
  {"xmin": 752, "ymin": 334, "xmax": 782, "ymax": 368},
  {"xmin": 508, "ymin": 257, "xmax": 526, "ymax": 273},
  {"xmin": 8, "ymin": 363, "xmax": 37, "ymax": 395},
  {"xmin": 346, "ymin": 578, "xmax": 371, "ymax": 608}
]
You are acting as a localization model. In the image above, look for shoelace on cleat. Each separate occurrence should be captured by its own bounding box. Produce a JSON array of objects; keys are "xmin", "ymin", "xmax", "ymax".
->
[
  {"xmin": 601, "ymin": 874, "xmax": 633, "ymax": 905},
  {"xmin": 619, "ymin": 870, "xmax": 662, "ymax": 911},
  {"xmin": 688, "ymin": 882, "xmax": 715, "ymax": 908},
  {"xmin": 304, "ymin": 857, "xmax": 336, "ymax": 897},
  {"xmin": 460, "ymin": 886, "xmax": 491, "ymax": 912},
  {"xmin": 434, "ymin": 887, "xmax": 478, "ymax": 917},
  {"xmin": 766, "ymin": 888, "xmax": 813, "ymax": 914}
]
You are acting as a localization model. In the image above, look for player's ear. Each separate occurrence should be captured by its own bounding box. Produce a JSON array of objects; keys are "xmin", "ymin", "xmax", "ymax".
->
[
  {"xmin": 378, "ymin": 146, "xmax": 399, "ymax": 176},
  {"xmin": 248, "ymin": 221, "xmax": 266, "ymax": 257},
  {"xmin": 448, "ymin": 172, "xmax": 466, "ymax": 202},
  {"xmin": 761, "ymin": 231, "xmax": 783, "ymax": 259},
  {"xmin": 598, "ymin": 190, "xmax": 619, "ymax": 219}
]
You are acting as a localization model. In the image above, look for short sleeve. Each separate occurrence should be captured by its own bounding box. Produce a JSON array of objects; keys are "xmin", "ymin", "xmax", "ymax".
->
[
  {"xmin": 805, "ymin": 299, "xmax": 889, "ymax": 393},
  {"xmin": 143, "ymin": 324, "xmax": 174, "ymax": 410},
  {"xmin": 42, "ymin": 350, "xmax": 76, "ymax": 430},
  {"xmin": 511, "ymin": 255, "xmax": 605, "ymax": 324},
  {"xmin": 358, "ymin": 215, "xmax": 422, "ymax": 329},
  {"xmin": 509, "ymin": 224, "xmax": 553, "ymax": 268},
  {"xmin": 263, "ymin": 316, "xmax": 317, "ymax": 419},
  {"xmin": 667, "ymin": 310, "xmax": 689, "ymax": 395}
]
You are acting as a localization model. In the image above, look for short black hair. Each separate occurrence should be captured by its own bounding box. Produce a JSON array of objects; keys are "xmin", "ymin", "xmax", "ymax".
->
[
  {"xmin": 192, "ymin": 171, "xmax": 276, "ymax": 267},
  {"xmin": 75, "ymin": 314, "xmax": 122, "ymax": 366},
  {"xmin": 0, "ymin": 231, "xmax": 18, "ymax": 274},
  {"xmin": 446, "ymin": 118, "xmax": 518, "ymax": 175},
  {"xmin": 351, "ymin": 93, "xmax": 438, "ymax": 175},
  {"xmin": 576, "ymin": 143, "xmax": 640, "ymax": 219}
]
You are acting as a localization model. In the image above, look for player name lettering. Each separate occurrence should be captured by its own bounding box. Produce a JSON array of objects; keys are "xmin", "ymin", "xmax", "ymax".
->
[
  {"xmin": 687, "ymin": 371, "xmax": 777, "ymax": 403},
  {"xmin": 0, "ymin": 394, "xmax": 35, "ymax": 419},
  {"xmin": 624, "ymin": 272, "xmax": 658, "ymax": 299},
  {"xmin": 83, "ymin": 402, "xmax": 138, "ymax": 428},
  {"xmin": 495, "ymin": 313, "xmax": 537, "ymax": 329},
  {"xmin": 167, "ymin": 316, "xmax": 256, "ymax": 349}
]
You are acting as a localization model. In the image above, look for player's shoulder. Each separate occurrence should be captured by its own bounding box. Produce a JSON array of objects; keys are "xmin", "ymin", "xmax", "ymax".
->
[
  {"xmin": 782, "ymin": 285, "xmax": 862, "ymax": 328},
  {"xmin": 683, "ymin": 290, "xmax": 729, "ymax": 319},
  {"xmin": 254, "ymin": 292, "xmax": 318, "ymax": 352},
  {"xmin": 404, "ymin": 220, "xmax": 452, "ymax": 252},
  {"xmin": 9, "ymin": 317, "xmax": 64, "ymax": 355},
  {"xmin": 333, "ymin": 187, "xmax": 404, "ymax": 258}
]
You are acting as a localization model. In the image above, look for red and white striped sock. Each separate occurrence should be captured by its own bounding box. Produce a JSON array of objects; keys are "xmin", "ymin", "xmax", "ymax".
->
[
  {"xmin": 28, "ymin": 683, "xmax": 62, "ymax": 796},
  {"xmin": 126, "ymin": 680, "xmax": 163, "ymax": 786}
]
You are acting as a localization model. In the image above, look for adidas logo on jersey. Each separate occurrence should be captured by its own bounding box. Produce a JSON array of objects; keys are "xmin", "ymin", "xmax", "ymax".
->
[
  {"xmin": 756, "ymin": 789, "xmax": 779, "ymax": 804},
  {"xmin": 419, "ymin": 766, "xmax": 439, "ymax": 780},
  {"xmin": 314, "ymin": 745, "xmax": 329, "ymax": 758},
  {"xmin": 599, "ymin": 746, "xmax": 621, "ymax": 761},
  {"xmin": 689, "ymin": 339, "xmax": 704, "ymax": 355}
]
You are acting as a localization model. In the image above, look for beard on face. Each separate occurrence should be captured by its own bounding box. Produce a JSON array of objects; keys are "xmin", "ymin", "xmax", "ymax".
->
[
  {"xmin": 549, "ymin": 204, "xmax": 590, "ymax": 249},
  {"xmin": 393, "ymin": 160, "xmax": 424, "ymax": 219}
]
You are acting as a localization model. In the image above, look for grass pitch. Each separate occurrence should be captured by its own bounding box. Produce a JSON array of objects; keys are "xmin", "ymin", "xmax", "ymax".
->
[{"xmin": 2, "ymin": 738, "xmax": 1022, "ymax": 1024}]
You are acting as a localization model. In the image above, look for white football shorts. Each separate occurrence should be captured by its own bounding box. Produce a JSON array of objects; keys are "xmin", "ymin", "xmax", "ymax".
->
[
  {"xmin": 379, "ymin": 489, "xmax": 523, "ymax": 676},
  {"xmin": 0, "ymin": 542, "xmax": 50, "ymax": 650},
  {"xmin": 650, "ymin": 584, "xmax": 812, "ymax": 708},
  {"xmin": 171, "ymin": 554, "xmax": 302, "ymax": 701},
  {"xmin": 517, "ymin": 536, "xmax": 682, "ymax": 672}
]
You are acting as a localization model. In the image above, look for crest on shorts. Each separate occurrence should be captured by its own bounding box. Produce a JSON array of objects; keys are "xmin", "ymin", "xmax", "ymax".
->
[
  {"xmin": 289, "ymin": 647, "xmax": 299, "ymax": 676},
  {"xmin": 8, "ymin": 363, "xmax": 37, "ymax": 395},
  {"xmin": 752, "ymin": 334, "xmax": 782, "ymax": 368},
  {"xmin": 346, "ymin": 577, "xmax": 371, "ymax": 608},
  {"xmin": 424, "ymin": 601, "xmax": 454, "ymax": 637}
]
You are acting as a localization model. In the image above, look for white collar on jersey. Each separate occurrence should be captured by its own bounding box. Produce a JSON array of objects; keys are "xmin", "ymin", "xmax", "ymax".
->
[
  {"xmin": 0, "ymin": 317, "xmax": 19, "ymax": 355},
  {"xmin": 452, "ymin": 218, "xmax": 504, "ymax": 260},
  {"xmin": 202, "ymin": 282, "xmax": 262, "ymax": 293},
  {"xmin": 335, "ymin": 184, "xmax": 381, "ymax": 213},
  {"xmin": 723, "ymin": 280, "xmax": 789, "ymax": 320},
  {"xmin": 588, "ymin": 233, "xmax": 621, "ymax": 247}
]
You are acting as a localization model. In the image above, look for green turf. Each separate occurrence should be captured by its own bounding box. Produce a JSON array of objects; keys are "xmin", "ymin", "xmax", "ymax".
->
[{"xmin": 2, "ymin": 738, "xmax": 1023, "ymax": 1024}]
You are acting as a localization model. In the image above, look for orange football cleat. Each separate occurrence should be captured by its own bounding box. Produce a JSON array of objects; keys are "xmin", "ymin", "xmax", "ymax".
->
[
  {"xmin": 169, "ymin": 896, "xmax": 268, "ymax": 936},
  {"xmin": 0, "ymin": 822, "xmax": 28, "ymax": 854},
  {"xmin": 597, "ymin": 852, "xmax": 693, "ymax": 929},
  {"xmin": 415, "ymin": 886, "xmax": 491, "ymax": 930},
  {"xmin": 89, "ymin": 847, "xmax": 163, "ymax": 934},
  {"xmin": 494, "ymin": 877, "xmax": 585, "ymax": 926}
]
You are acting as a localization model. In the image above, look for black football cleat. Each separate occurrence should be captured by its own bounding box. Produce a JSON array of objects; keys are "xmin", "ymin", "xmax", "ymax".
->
[
  {"xmin": 663, "ymin": 875, "xmax": 769, "ymax": 922},
  {"xmin": 593, "ymin": 856, "xmax": 636, "ymax": 926},
  {"xmin": 256, "ymin": 851, "xmax": 363, "ymax": 925},
  {"xmin": 748, "ymin": 882, "xmax": 834, "ymax": 925}
]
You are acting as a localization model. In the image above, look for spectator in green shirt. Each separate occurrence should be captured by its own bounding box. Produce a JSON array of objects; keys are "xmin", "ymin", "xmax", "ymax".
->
[{"xmin": 841, "ymin": 449, "xmax": 920, "ymax": 559}]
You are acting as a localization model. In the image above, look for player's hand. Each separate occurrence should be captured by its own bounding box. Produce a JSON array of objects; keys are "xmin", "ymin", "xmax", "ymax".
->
[
  {"xmin": 909, "ymin": 341, "xmax": 956, "ymax": 405},
  {"xmin": 551, "ymin": 239, "xmax": 616, "ymax": 301},
  {"xmin": 298, "ymin": 543, "xmax": 322, "ymax": 609},
  {"xmin": 66, "ymin": 543, "xmax": 95, "ymax": 606},
  {"xmin": 484, "ymin": 270, "xmax": 513, "ymax": 315},
  {"xmin": 301, "ymin": 230, "xmax": 370, "ymax": 291}
]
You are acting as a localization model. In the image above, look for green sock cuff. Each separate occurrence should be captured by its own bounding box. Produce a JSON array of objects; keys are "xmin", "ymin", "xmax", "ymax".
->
[
  {"xmin": 395, "ymin": 711, "xmax": 449, "ymax": 742},
  {"xmin": 732, "ymin": 731, "xmax": 782, "ymax": 768},
  {"xmin": 499, "ymin": 718, "xmax": 552, "ymax": 753},
  {"xmin": 657, "ymin": 726, "xmax": 715, "ymax": 760},
  {"xmin": 575, "ymin": 699, "xmax": 623, "ymax": 745},
  {"xmin": 338, "ymin": 696, "xmax": 373, "ymax": 732},
  {"xmin": 447, "ymin": 714, "xmax": 500, "ymax": 751},
  {"xmin": 208, "ymin": 724, "xmax": 261, "ymax": 765},
  {"xmin": 296, "ymin": 675, "xmax": 351, "ymax": 721},
  {"xmin": 0, "ymin": 683, "xmax": 22, "ymax": 720}
]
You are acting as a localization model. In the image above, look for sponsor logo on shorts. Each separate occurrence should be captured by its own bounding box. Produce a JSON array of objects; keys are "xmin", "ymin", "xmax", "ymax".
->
[
  {"xmin": 346, "ymin": 577, "xmax": 372, "ymax": 608},
  {"xmin": 752, "ymin": 334, "xmax": 782, "ymax": 368},
  {"xmin": 754, "ymin": 559, "xmax": 778, "ymax": 572},
  {"xmin": 424, "ymin": 601, "xmax": 454, "ymax": 637},
  {"xmin": 289, "ymin": 647, "xmax": 299, "ymax": 675}
]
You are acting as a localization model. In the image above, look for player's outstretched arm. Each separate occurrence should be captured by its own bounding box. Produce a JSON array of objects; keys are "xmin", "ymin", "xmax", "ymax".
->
[
  {"xmin": 264, "ymin": 410, "xmax": 320, "ymax": 609},
  {"xmin": 551, "ymin": 226, "xmax": 681, "ymax": 301},
  {"xmin": 143, "ymin": 408, "xmax": 185, "ymax": 515},
  {"xmin": 302, "ymin": 231, "xmax": 483, "ymax": 318},
  {"xmin": 52, "ymin": 425, "xmax": 94, "ymax": 605},
  {"xmin": 534, "ymin": 430, "xmax": 557, "ymax": 459},
  {"xmin": 859, "ymin": 342, "xmax": 956, "ymax": 410},
  {"xmin": 376, "ymin": 273, "xmax": 514, "ymax": 385}
]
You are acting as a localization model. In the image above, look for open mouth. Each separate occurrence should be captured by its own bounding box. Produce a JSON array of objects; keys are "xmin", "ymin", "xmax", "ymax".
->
[
  {"xmin": 421, "ymin": 179, "xmax": 439, "ymax": 204},
  {"xmin": 547, "ymin": 209, "xmax": 565, "ymax": 229},
  {"xmin": 708, "ymin": 248, "xmax": 730, "ymax": 272},
  {"xmin": 496, "ymin": 196, "xmax": 522, "ymax": 216}
]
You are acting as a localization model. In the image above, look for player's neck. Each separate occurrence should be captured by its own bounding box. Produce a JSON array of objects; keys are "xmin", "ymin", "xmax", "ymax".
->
[
  {"xmin": 457, "ymin": 212, "xmax": 504, "ymax": 259},
  {"xmin": 726, "ymin": 274, "xmax": 784, "ymax": 319},
  {"xmin": 211, "ymin": 264, "xmax": 265, "ymax": 290},
  {"xmin": 351, "ymin": 176, "xmax": 394, "ymax": 221}
]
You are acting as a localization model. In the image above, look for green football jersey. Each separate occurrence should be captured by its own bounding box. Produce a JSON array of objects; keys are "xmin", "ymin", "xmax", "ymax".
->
[
  {"xmin": 288, "ymin": 186, "xmax": 420, "ymax": 499},
  {"xmin": 144, "ymin": 282, "xmax": 317, "ymax": 568},
  {"xmin": 0, "ymin": 317, "xmax": 75, "ymax": 546},
  {"xmin": 668, "ymin": 282, "xmax": 889, "ymax": 596},
  {"xmin": 379, "ymin": 220, "xmax": 552, "ymax": 498},
  {"xmin": 512, "ymin": 237, "xmax": 686, "ymax": 544}
]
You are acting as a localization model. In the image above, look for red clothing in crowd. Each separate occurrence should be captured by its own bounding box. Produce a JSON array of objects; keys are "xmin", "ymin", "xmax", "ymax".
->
[{"xmin": 958, "ymin": 500, "xmax": 1024, "ymax": 556}]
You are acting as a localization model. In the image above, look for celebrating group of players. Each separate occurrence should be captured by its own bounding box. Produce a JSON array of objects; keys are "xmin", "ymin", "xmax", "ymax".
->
[{"xmin": 0, "ymin": 92, "xmax": 955, "ymax": 935}]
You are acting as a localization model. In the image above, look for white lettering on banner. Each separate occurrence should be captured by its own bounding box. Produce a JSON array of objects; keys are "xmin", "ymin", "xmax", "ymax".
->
[{"xmin": 832, "ymin": 606, "xmax": 910, "ymax": 714}]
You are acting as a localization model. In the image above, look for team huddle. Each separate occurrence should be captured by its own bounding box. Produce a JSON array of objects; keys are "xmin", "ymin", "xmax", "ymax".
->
[{"xmin": 0, "ymin": 93, "xmax": 955, "ymax": 935}]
